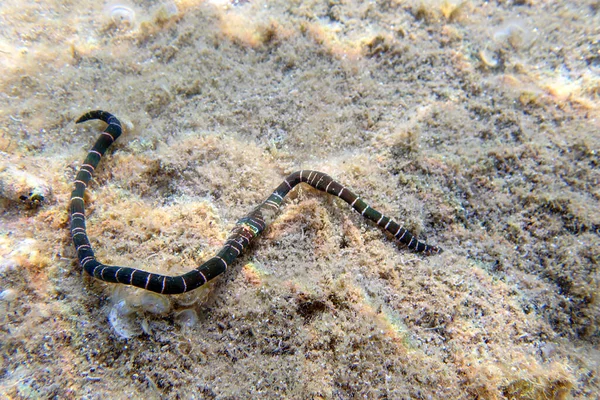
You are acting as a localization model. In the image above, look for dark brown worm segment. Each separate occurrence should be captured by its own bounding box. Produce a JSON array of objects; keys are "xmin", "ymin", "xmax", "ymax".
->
[{"xmin": 71, "ymin": 110, "xmax": 442, "ymax": 295}]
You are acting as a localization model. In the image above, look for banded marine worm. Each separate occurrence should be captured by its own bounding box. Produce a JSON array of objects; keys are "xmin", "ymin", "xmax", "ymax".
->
[{"xmin": 71, "ymin": 110, "xmax": 442, "ymax": 295}]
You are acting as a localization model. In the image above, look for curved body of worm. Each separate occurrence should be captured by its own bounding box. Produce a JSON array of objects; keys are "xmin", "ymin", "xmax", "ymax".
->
[{"xmin": 71, "ymin": 110, "xmax": 442, "ymax": 295}]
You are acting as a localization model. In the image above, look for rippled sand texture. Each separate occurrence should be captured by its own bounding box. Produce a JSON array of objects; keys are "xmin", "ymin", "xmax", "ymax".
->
[{"xmin": 1, "ymin": 0, "xmax": 598, "ymax": 398}]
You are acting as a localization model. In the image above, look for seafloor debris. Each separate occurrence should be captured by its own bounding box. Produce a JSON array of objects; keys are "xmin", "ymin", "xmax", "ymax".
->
[
  {"xmin": 0, "ymin": 156, "xmax": 52, "ymax": 207},
  {"xmin": 107, "ymin": 284, "xmax": 211, "ymax": 338}
]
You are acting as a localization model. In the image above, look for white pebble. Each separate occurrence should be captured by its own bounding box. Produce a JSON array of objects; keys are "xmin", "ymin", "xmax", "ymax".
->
[{"xmin": 0, "ymin": 289, "xmax": 17, "ymax": 302}]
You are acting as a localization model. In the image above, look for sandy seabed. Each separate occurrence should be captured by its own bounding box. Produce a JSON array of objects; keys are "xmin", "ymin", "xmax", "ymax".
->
[{"xmin": 0, "ymin": 0, "xmax": 598, "ymax": 398}]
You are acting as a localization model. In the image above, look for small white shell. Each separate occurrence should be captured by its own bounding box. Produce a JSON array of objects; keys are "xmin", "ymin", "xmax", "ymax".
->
[
  {"xmin": 492, "ymin": 20, "xmax": 535, "ymax": 50},
  {"xmin": 108, "ymin": 300, "xmax": 142, "ymax": 339},
  {"xmin": 479, "ymin": 49, "xmax": 499, "ymax": 69},
  {"xmin": 0, "ymin": 289, "xmax": 17, "ymax": 302},
  {"xmin": 138, "ymin": 291, "xmax": 171, "ymax": 315},
  {"xmin": 105, "ymin": 3, "xmax": 136, "ymax": 28},
  {"xmin": 175, "ymin": 309, "xmax": 199, "ymax": 328}
]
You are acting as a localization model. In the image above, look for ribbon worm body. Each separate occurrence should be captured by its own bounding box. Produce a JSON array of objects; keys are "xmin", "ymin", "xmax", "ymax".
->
[{"xmin": 71, "ymin": 111, "xmax": 442, "ymax": 295}]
